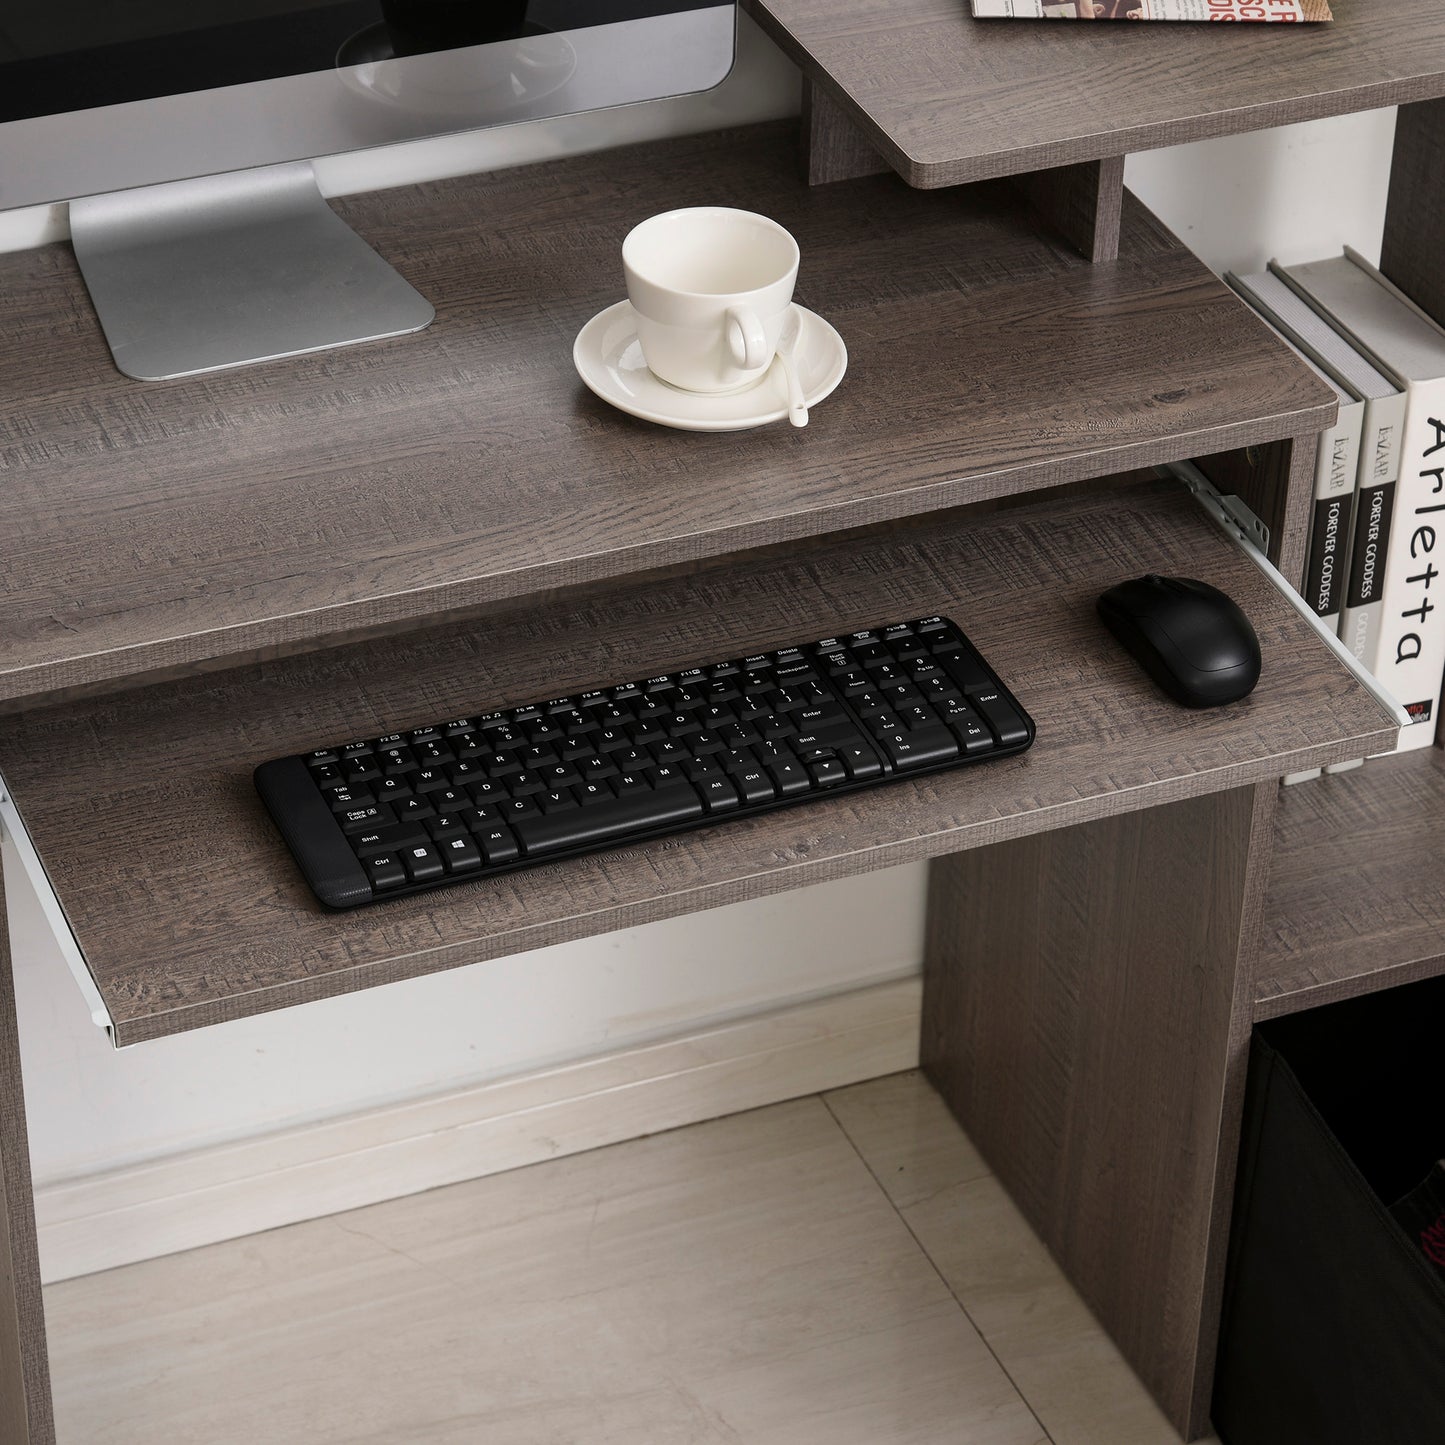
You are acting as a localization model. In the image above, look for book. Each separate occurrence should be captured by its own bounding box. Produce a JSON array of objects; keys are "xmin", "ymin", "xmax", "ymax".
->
[
  {"xmin": 1227, "ymin": 271, "xmax": 1366, "ymax": 784},
  {"xmin": 970, "ymin": 1, "xmax": 1332, "ymax": 20},
  {"xmin": 1226, "ymin": 269, "xmax": 1407, "ymax": 687},
  {"xmin": 1273, "ymin": 251, "xmax": 1445, "ymax": 751},
  {"xmin": 1226, "ymin": 272, "xmax": 1363, "ymax": 629}
]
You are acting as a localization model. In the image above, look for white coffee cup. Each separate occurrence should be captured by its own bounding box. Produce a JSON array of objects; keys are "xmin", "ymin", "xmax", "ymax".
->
[{"xmin": 622, "ymin": 207, "xmax": 800, "ymax": 394}]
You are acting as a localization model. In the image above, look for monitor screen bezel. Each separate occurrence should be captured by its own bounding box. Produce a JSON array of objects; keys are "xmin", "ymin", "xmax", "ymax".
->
[{"xmin": 0, "ymin": 3, "xmax": 737, "ymax": 213}]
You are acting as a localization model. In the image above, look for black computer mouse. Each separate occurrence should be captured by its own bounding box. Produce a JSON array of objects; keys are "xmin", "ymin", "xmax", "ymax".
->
[{"xmin": 1097, "ymin": 574, "xmax": 1261, "ymax": 708}]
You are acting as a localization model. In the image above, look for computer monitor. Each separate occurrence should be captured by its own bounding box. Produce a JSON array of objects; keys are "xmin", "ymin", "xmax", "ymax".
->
[{"xmin": 0, "ymin": 1, "xmax": 737, "ymax": 380}]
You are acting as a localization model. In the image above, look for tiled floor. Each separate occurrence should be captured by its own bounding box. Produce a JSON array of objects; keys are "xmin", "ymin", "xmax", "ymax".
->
[{"xmin": 46, "ymin": 1071, "xmax": 1219, "ymax": 1444}]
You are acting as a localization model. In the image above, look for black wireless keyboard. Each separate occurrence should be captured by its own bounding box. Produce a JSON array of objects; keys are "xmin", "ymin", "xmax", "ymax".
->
[{"xmin": 255, "ymin": 616, "xmax": 1035, "ymax": 909}]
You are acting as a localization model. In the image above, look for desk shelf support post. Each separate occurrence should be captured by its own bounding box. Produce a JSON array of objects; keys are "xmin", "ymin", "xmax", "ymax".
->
[
  {"xmin": 0, "ymin": 855, "xmax": 56, "ymax": 1444},
  {"xmin": 799, "ymin": 80, "xmax": 1123, "ymax": 263},
  {"xmin": 801, "ymin": 78, "xmax": 891, "ymax": 185},
  {"xmin": 1016, "ymin": 158, "xmax": 1125, "ymax": 264},
  {"xmin": 920, "ymin": 782, "xmax": 1278, "ymax": 1441},
  {"xmin": 1381, "ymin": 97, "xmax": 1445, "ymax": 335}
]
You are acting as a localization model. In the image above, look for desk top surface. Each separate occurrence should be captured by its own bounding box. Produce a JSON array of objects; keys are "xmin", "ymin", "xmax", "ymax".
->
[
  {"xmin": 0, "ymin": 122, "xmax": 1330, "ymax": 708},
  {"xmin": 0, "ymin": 478, "xmax": 1396, "ymax": 1045},
  {"xmin": 746, "ymin": 0, "xmax": 1445, "ymax": 187}
]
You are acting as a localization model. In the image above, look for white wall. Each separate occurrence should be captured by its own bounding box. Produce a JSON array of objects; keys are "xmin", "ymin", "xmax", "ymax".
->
[
  {"xmin": 1126, "ymin": 107, "xmax": 1398, "ymax": 273},
  {"xmin": 2, "ymin": 23, "xmax": 1400, "ymax": 1194}
]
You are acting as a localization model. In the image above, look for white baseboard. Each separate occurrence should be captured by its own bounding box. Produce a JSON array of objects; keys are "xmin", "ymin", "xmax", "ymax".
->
[{"xmin": 36, "ymin": 977, "xmax": 922, "ymax": 1284}]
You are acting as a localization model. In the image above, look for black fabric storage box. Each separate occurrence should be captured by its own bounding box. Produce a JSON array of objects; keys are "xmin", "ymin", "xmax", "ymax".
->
[{"xmin": 1213, "ymin": 974, "xmax": 1445, "ymax": 1445}]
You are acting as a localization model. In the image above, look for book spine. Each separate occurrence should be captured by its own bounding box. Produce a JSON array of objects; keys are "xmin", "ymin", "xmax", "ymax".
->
[
  {"xmin": 1337, "ymin": 393, "xmax": 1406, "ymax": 682},
  {"xmin": 1301, "ymin": 405, "xmax": 1361, "ymax": 625},
  {"xmin": 1375, "ymin": 382, "xmax": 1445, "ymax": 750}
]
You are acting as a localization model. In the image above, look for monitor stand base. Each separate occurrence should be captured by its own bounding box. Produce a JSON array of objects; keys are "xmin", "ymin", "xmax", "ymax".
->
[{"xmin": 70, "ymin": 161, "xmax": 435, "ymax": 382}]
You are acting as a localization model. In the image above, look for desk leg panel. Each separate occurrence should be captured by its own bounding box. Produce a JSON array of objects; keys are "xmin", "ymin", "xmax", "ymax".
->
[
  {"xmin": 921, "ymin": 783, "xmax": 1275, "ymax": 1441},
  {"xmin": 0, "ymin": 872, "xmax": 55, "ymax": 1445},
  {"xmin": 1016, "ymin": 158, "xmax": 1125, "ymax": 264},
  {"xmin": 800, "ymin": 78, "xmax": 891, "ymax": 186},
  {"xmin": 1382, "ymin": 97, "xmax": 1445, "ymax": 335}
]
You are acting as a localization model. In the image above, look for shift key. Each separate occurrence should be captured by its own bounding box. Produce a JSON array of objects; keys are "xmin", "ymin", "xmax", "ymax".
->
[{"xmin": 352, "ymin": 822, "xmax": 428, "ymax": 856}]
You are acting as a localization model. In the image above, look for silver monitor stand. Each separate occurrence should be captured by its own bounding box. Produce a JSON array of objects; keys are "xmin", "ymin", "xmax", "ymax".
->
[{"xmin": 69, "ymin": 161, "xmax": 435, "ymax": 381}]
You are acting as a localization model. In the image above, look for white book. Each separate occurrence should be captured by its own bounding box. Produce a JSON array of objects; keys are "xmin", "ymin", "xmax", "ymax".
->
[{"xmin": 1272, "ymin": 252, "xmax": 1445, "ymax": 753}]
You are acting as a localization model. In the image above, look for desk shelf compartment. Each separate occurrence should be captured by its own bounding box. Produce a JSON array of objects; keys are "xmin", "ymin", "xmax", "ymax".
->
[
  {"xmin": 0, "ymin": 122, "xmax": 1333, "ymax": 708},
  {"xmin": 0, "ymin": 476, "xmax": 1395, "ymax": 1048},
  {"xmin": 1257, "ymin": 746, "xmax": 1445, "ymax": 1021}
]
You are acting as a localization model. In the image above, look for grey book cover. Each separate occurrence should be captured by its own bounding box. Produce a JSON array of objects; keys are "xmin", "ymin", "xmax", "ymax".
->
[
  {"xmin": 1229, "ymin": 268, "xmax": 1404, "ymax": 675},
  {"xmin": 1227, "ymin": 270, "xmax": 1362, "ymax": 625}
]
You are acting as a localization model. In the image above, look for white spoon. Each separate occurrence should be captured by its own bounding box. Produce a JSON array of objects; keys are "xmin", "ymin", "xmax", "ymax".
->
[{"xmin": 774, "ymin": 306, "xmax": 808, "ymax": 428}]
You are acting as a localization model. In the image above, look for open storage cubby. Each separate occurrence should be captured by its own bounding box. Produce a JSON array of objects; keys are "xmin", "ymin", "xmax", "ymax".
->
[
  {"xmin": 6, "ymin": 9, "xmax": 1445, "ymax": 1438},
  {"xmin": 1259, "ymin": 746, "xmax": 1445, "ymax": 1019}
]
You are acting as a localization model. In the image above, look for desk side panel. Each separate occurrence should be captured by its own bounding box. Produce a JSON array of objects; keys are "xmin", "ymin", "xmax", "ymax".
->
[
  {"xmin": 0, "ymin": 854, "xmax": 55, "ymax": 1443},
  {"xmin": 921, "ymin": 782, "xmax": 1276, "ymax": 1440}
]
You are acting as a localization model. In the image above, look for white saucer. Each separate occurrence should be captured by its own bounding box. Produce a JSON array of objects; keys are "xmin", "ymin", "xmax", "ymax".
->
[{"xmin": 573, "ymin": 301, "xmax": 848, "ymax": 432}]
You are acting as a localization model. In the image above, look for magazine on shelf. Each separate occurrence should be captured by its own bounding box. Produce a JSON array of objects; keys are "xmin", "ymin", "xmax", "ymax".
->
[
  {"xmin": 970, "ymin": 1, "xmax": 1332, "ymax": 20},
  {"xmin": 1272, "ymin": 250, "xmax": 1445, "ymax": 753}
]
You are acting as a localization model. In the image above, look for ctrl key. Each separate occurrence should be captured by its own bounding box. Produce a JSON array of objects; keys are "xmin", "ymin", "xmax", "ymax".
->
[{"xmin": 363, "ymin": 853, "xmax": 407, "ymax": 892}]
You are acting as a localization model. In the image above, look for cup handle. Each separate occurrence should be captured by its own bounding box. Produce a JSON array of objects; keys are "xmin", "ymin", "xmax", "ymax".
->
[{"xmin": 725, "ymin": 306, "xmax": 768, "ymax": 371}]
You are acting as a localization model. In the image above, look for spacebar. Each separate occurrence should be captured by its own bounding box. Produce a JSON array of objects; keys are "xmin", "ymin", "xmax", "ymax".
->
[{"xmin": 513, "ymin": 784, "xmax": 705, "ymax": 856}]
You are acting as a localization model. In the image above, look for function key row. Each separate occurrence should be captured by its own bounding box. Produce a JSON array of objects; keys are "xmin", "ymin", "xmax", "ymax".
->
[{"xmin": 301, "ymin": 618, "xmax": 974, "ymax": 771}]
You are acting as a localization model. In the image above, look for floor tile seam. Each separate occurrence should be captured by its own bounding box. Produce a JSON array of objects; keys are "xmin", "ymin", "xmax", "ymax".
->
[{"xmin": 817, "ymin": 1091, "xmax": 1058, "ymax": 1445}]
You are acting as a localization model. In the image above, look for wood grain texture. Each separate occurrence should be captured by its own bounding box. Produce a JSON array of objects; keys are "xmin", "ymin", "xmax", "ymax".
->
[
  {"xmin": 0, "ymin": 123, "xmax": 1336, "ymax": 707},
  {"xmin": 743, "ymin": 0, "xmax": 1445, "ymax": 188},
  {"xmin": 1381, "ymin": 97, "xmax": 1445, "ymax": 331},
  {"xmin": 920, "ymin": 782, "xmax": 1278, "ymax": 1440},
  {"xmin": 1196, "ymin": 434, "xmax": 1320, "ymax": 589},
  {"xmin": 0, "ymin": 865, "xmax": 55, "ymax": 1444},
  {"xmin": 802, "ymin": 78, "xmax": 889, "ymax": 185},
  {"xmin": 1257, "ymin": 749, "xmax": 1445, "ymax": 1019},
  {"xmin": 1016, "ymin": 158, "xmax": 1124, "ymax": 265},
  {"xmin": 0, "ymin": 479, "xmax": 1396, "ymax": 1047}
]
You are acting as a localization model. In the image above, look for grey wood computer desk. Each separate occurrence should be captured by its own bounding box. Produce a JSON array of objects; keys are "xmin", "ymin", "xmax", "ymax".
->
[{"xmin": 6, "ymin": 6, "xmax": 1445, "ymax": 1430}]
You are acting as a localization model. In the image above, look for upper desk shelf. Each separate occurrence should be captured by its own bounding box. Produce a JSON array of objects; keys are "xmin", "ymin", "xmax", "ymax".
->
[
  {"xmin": 744, "ymin": 0, "xmax": 1445, "ymax": 186},
  {"xmin": 0, "ymin": 123, "xmax": 1331, "ymax": 707}
]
